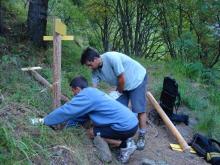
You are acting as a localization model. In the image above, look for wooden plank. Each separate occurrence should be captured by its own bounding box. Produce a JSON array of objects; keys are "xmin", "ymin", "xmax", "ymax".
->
[
  {"xmin": 43, "ymin": 35, "xmax": 74, "ymax": 41},
  {"xmin": 55, "ymin": 19, "xmax": 66, "ymax": 35},
  {"xmin": 147, "ymin": 92, "xmax": 190, "ymax": 151},
  {"xmin": 21, "ymin": 67, "xmax": 42, "ymax": 71},
  {"xmin": 170, "ymin": 144, "xmax": 196, "ymax": 153},
  {"xmin": 29, "ymin": 70, "xmax": 69, "ymax": 102},
  {"xmin": 61, "ymin": 36, "xmax": 74, "ymax": 40},
  {"xmin": 43, "ymin": 36, "xmax": 53, "ymax": 41}
]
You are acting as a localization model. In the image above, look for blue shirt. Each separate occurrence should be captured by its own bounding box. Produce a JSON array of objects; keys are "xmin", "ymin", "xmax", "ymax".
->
[
  {"xmin": 44, "ymin": 87, "xmax": 138, "ymax": 131},
  {"xmin": 92, "ymin": 52, "xmax": 146, "ymax": 90}
]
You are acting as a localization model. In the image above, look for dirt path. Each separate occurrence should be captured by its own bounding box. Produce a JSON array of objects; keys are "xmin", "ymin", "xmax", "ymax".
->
[{"xmin": 126, "ymin": 107, "xmax": 209, "ymax": 165}]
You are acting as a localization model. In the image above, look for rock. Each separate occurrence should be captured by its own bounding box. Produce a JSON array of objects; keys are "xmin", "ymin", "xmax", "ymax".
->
[
  {"xmin": 141, "ymin": 158, "xmax": 156, "ymax": 165},
  {"xmin": 141, "ymin": 158, "xmax": 170, "ymax": 165},
  {"xmin": 93, "ymin": 136, "xmax": 112, "ymax": 163}
]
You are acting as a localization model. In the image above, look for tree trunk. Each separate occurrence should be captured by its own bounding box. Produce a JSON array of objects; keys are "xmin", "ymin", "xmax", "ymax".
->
[
  {"xmin": 117, "ymin": 0, "xmax": 129, "ymax": 54},
  {"xmin": 102, "ymin": 17, "xmax": 110, "ymax": 51},
  {"xmin": 178, "ymin": 3, "xmax": 183, "ymax": 56},
  {"xmin": 0, "ymin": 0, "xmax": 4, "ymax": 35},
  {"xmin": 27, "ymin": 0, "xmax": 48, "ymax": 47},
  {"xmin": 156, "ymin": 0, "xmax": 176, "ymax": 58}
]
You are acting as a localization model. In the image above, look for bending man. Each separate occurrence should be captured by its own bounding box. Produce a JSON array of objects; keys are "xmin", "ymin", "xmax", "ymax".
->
[
  {"xmin": 81, "ymin": 47, "xmax": 147, "ymax": 150},
  {"xmin": 42, "ymin": 76, "xmax": 138, "ymax": 163}
]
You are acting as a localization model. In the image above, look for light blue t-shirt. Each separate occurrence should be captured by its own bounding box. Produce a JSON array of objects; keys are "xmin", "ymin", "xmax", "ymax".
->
[
  {"xmin": 92, "ymin": 52, "xmax": 146, "ymax": 90},
  {"xmin": 44, "ymin": 87, "xmax": 138, "ymax": 131}
]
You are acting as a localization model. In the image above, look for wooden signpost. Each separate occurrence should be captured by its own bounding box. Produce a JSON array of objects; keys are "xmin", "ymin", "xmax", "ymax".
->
[{"xmin": 43, "ymin": 18, "xmax": 73, "ymax": 109}]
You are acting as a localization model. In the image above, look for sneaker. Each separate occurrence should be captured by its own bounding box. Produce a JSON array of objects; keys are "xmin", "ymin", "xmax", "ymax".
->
[
  {"xmin": 118, "ymin": 139, "xmax": 137, "ymax": 163},
  {"xmin": 136, "ymin": 134, "xmax": 145, "ymax": 150}
]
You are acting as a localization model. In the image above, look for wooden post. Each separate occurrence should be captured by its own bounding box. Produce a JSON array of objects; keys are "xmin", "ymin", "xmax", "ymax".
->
[
  {"xmin": 53, "ymin": 32, "xmax": 62, "ymax": 108},
  {"xmin": 147, "ymin": 91, "xmax": 190, "ymax": 151},
  {"xmin": 43, "ymin": 18, "xmax": 74, "ymax": 109}
]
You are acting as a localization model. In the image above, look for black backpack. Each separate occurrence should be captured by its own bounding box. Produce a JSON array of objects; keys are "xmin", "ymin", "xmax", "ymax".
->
[
  {"xmin": 190, "ymin": 133, "xmax": 220, "ymax": 165},
  {"xmin": 148, "ymin": 77, "xmax": 189, "ymax": 125},
  {"xmin": 160, "ymin": 76, "xmax": 181, "ymax": 116},
  {"xmin": 159, "ymin": 77, "xmax": 188, "ymax": 125}
]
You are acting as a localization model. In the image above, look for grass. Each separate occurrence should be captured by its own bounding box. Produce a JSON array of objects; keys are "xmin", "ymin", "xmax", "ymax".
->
[
  {"xmin": 0, "ymin": 1, "xmax": 220, "ymax": 163},
  {"xmin": 0, "ymin": 39, "xmax": 220, "ymax": 164}
]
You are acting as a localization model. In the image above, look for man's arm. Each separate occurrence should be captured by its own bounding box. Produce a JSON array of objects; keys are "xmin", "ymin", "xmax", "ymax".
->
[
  {"xmin": 44, "ymin": 94, "xmax": 92, "ymax": 126},
  {"xmin": 117, "ymin": 73, "xmax": 125, "ymax": 93}
]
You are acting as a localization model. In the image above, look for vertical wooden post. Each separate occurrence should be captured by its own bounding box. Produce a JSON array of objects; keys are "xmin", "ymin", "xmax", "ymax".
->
[
  {"xmin": 53, "ymin": 32, "xmax": 62, "ymax": 109},
  {"xmin": 43, "ymin": 18, "xmax": 73, "ymax": 109}
]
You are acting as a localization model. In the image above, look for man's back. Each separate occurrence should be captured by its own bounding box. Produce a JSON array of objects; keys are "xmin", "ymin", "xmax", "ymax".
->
[
  {"xmin": 80, "ymin": 87, "xmax": 138, "ymax": 131},
  {"xmin": 92, "ymin": 52, "xmax": 146, "ymax": 90},
  {"xmin": 44, "ymin": 87, "xmax": 138, "ymax": 131}
]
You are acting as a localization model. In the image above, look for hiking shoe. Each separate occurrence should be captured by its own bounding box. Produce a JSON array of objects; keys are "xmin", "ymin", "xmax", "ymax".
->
[
  {"xmin": 136, "ymin": 134, "xmax": 145, "ymax": 150},
  {"xmin": 118, "ymin": 139, "xmax": 137, "ymax": 163}
]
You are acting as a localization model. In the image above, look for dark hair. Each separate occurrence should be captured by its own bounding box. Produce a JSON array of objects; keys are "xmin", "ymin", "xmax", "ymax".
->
[
  {"xmin": 69, "ymin": 76, "xmax": 88, "ymax": 89},
  {"xmin": 80, "ymin": 47, "xmax": 100, "ymax": 65}
]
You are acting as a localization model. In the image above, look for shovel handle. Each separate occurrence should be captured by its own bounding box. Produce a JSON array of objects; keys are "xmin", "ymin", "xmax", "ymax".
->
[{"xmin": 147, "ymin": 91, "xmax": 190, "ymax": 151}]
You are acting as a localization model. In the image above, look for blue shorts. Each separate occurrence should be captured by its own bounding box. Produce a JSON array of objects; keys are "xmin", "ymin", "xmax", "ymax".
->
[{"xmin": 117, "ymin": 74, "xmax": 147, "ymax": 113}]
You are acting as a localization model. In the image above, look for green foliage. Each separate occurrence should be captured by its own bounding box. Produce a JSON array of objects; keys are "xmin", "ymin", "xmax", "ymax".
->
[
  {"xmin": 0, "ymin": 126, "xmax": 15, "ymax": 164},
  {"xmin": 1, "ymin": 0, "xmax": 220, "ymax": 162},
  {"xmin": 201, "ymin": 69, "xmax": 216, "ymax": 85},
  {"xmin": 48, "ymin": 0, "xmax": 88, "ymax": 35},
  {"xmin": 175, "ymin": 32, "xmax": 199, "ymax": 60},
  {"xmin": 2, "ymin": 0, "xmax": 27, "ymax": 22},
  {"xmin": 185, "ymin": 62, "xmax": 203, "ymax": 80},
  {"xmin": 196, "ymin": 106, "xmax": 219, "ymax": 137},
  {"xmin": 0, "ymin": 36, "xmax": 6, "ymax": 44}
]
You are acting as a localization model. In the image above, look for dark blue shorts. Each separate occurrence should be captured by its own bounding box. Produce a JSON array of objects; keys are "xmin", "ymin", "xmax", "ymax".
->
[
  {"xmin": 93, "ymin": 125, "xmax": 138, "ymax": 141},
  {"xmin": 117, "ymin": 74, "xmax": 147, "ymax": 113}
]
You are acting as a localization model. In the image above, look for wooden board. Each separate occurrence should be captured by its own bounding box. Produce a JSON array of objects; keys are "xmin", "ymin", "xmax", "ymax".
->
[
  {"xmin": 170, "ymin": 144, "xmax": 196, "ymax": 153},
  {"xmin": 21, "ymin": 67, "xmax": 42, "ymax": 71},
  {"xmin": 55, "ymin": 19, "xmax": 66, "ymax": 35},
  {"xmin": 43, "ymin": 35, "xmax": 74, "ymax": 41}
]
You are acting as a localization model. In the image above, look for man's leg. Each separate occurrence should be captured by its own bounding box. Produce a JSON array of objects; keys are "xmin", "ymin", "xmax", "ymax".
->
[
  {"xmin": 103, "ymin": 138, "xmax": 122, "ymax": 147},
  {"xmin": 129, "ymin": 74, "xmax": 147, "ymax": 150},
  {"xmin": 93, "ymin": 125, "xmax": 138, "ymax": 163},
  {"xmin": 138, "ymin": 112, "xmax": 147, "ymax": 131}
]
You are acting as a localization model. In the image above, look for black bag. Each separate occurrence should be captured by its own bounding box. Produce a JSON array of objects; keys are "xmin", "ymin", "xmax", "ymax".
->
[
  {"xmin": 159, "ymin": 77, "xmax": 188, "ymax": 125},
  {"xmin": 190, "ymin": 133, "xmax": 220, "ymax": 165},
  {"xmin": 160, "ymin": 76, "xmax": 181, "ymax": 116}
]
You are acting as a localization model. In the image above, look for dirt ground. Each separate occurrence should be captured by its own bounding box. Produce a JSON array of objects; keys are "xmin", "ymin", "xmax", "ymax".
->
[
  {"xmin": 126, "ymin": 106, "xmax": 209, "ymax": 165},
  {"xmin": 0, "ymin": 102, "xmax": 210, "ymax": 165}
]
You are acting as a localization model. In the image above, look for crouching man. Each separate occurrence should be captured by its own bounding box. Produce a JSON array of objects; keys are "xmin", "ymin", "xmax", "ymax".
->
[{"xmin": 40, "ymin": 76, "xmax": 138, "ymax": 163}]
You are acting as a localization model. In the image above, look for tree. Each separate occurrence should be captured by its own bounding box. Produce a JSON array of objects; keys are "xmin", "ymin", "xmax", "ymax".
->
[
  {"xmin": 0, "ymin": 0, "xmax": 5, "ymax": 35},
  {"xmin": 84, "ymin": 0, "xmax": 114, "ymax": 51},
  {"xmin": 27, "ymin": 0, "xmax": 49, "ymax": 47},
  {"xmin": 113, "ymin": 0, "xmax": 163, "ymax": 58}
]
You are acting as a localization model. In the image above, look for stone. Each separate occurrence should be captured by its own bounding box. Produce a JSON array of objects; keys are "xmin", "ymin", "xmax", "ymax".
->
[
  {"xmin": 93, "ymin": 136, "xmax": 112, "ymax": 163},
  {"xmin": 141, "ymin": 158, "xmax": 170, "ymax": 165}
]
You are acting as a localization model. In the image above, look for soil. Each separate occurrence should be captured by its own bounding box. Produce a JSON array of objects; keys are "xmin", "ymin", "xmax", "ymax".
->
[
  {"xmin": 127, "ymin": 108, "xmax": 209, "ymax": 165},
  {"xmin": 0, "ymin": 102, "xmax": 209, "ymax": 165}
]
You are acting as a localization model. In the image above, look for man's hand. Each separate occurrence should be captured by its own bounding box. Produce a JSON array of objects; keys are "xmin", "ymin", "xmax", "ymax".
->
[
  {"xmin": 30, "ymin": 118, "xmax": 44, "ymax": 125},
  {"xmin": 109, "ymin": 91, "xmax": 122, "ymax": 99}
]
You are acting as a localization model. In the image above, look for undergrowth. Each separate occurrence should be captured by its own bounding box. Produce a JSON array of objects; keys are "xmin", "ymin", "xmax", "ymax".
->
[{"xmin": 0, "ymin": 1, "xmax": 220, "ymax": 163}]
